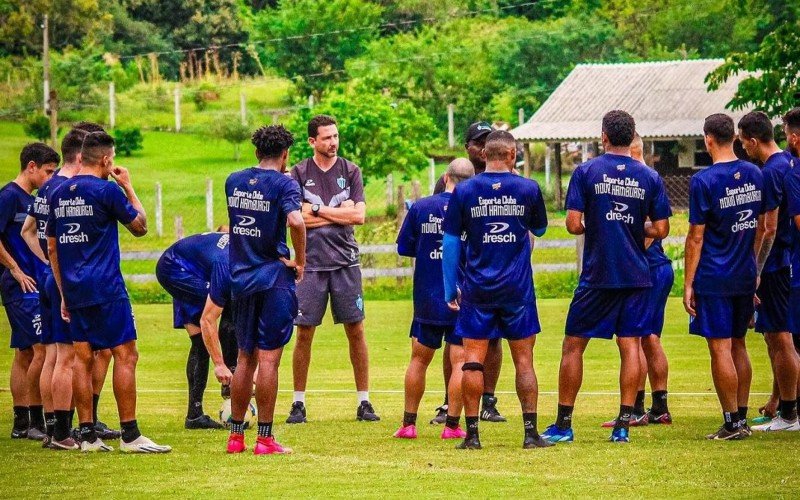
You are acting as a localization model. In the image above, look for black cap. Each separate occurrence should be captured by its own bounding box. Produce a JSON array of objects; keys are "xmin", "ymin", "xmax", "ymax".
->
[{"xmin": 465, "ymin": 121, "xmax": 493, "ymax": 143}]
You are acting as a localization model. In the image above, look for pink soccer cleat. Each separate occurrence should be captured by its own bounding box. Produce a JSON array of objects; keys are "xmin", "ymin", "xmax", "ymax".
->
[
  {"xmin": 253, "ymin": 436, "xmax": 293, "ymax": 455},
  {"xmin": 441, "ymin": 426, "xmax": 467, "ymax": 439},
  {"xmin": 226, "ymin": 433, "xmax": 246, "ymax": 453},
  {"xmin": 392, "ymin": 424, "xmax": 417, "ymax": 439}
]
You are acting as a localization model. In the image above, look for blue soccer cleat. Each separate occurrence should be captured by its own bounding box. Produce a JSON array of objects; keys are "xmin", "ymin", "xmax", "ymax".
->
[
  {"xmin": 609, "ymin": 427, "xmax": 630, "ymax": 443},
  {"xmin": 542, "ymin": 424, "xmax": 574, "ymax": 443}
]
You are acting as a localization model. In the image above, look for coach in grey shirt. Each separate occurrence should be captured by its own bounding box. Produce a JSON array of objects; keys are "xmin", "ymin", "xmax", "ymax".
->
[{"xmin": 285, "ymin": 114, "xmax": 379, "ymax": 423}]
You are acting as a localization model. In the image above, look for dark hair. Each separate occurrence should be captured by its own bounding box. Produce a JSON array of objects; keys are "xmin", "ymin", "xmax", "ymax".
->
[
  {"xmin": 483, "ymin": 130, "xmax": 517, "ymax": 161},
  {"xmin": 783, "ymin": 107, "xmax": 800, "ymax": 130},
  {"xmin": 308, "ymin": 114, "xmax": 337, "ymax": 138},
  {"xmin": 252, "ymin": 125, "xmax": 295, "ymax": 159},
  {"xmin": 738, "ymin": 111, "xmax": 773, "ymax": 143},
  {"xmin": 704, "ymin": 113, "xmax": 735, "ymax": 144},
  {"xmin": 20, "ymin": 142, "xmax": 60, "ymax": 171},
  {"xmin": 72, "ymin": 121, "xmax": 105, "ymax": 133},
  {"xmin": 61, "ymin": 128, "xmax": 88, "ymax": 163},
  {"xmin": 602, "ymin": 110, "xmax": 636, "ymax": 147},
  {"xmin": 81, "ymin": 131, "xmax": 115, "ymax": 165}
]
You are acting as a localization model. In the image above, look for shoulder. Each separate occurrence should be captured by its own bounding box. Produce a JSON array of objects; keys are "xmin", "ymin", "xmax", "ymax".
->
[
  {"xmin": 290, "ymin": 159, "xmax": 310, "ymax": 176},
  {"xmin": 340, "ymin": 157, "xmax": 361, "ymax": 173}
]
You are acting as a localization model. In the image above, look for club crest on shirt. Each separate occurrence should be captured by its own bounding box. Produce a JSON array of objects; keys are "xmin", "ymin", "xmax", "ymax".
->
[
  {"xmin": 249, "ymin": 178, "xmax": 257, "ymax": 185},
  {"xmin": 69, "ymin": 184, "xmax": 77, "ymax": 191},
  {"xmin": 734, "ymin": 171, "xmax": 741, "ymax": 180},
  {"xmin": 616, "ymin": 164, "xmax": 626, "ymax": 171},
  {"xmin": 492, "ymin": 182, "xmax": 501, "ymax": 190},
  {"xmin": 305, "ymin": 179, "xmax": 315, "ymax": 187},
  {"xmin": 337, "ymin": 176, "xmax": 346, "ymax": 190}
]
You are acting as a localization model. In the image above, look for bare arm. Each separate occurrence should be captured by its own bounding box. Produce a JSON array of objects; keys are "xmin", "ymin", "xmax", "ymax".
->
[
  {"xmin": 48, "ymin": 236, "xmax": 69, "ymax": 321},
  {"xmin": 644, "ymin": 218, "xmax": 669, "ymax": 240},
  {"xmin": 0, "ymin": 240, "xmax": 36, "ymax": 293},
  {"xmin": 683, "ymin": 224, "xmax": 705, "ymax": 316},
  {"xmin": 565, "ymin": 209, "xmax": 585, "ymax": 235},
  {"xmin": 317, "ymin": 202, "xmax": 366, "ymax": 226},
  {"xmin": 199, "ymin": 297, "xmax": 231, "ymax": 385},
  {"xmin": 282, "ymin": 210, "xmax": 306, "ymax": 283},
  {"xmin": 21, "ymin": 215, "xmax": 47, "ymax": 264},
  {"xmin": 111, "ymin": 167, "xmax": 148, "ymax": 237},
  {"xmin": 755, "ymin": 210, "xmax": 776, "ymax": 275}
]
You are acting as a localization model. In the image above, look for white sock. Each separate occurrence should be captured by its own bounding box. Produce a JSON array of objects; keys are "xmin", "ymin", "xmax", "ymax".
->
[
  {"xmin": 293, "ymin": 391, "xmax": 305, "ymax": 404},
  {"xmin": 357, "ymin": 391, "xmax": 369, "ymax": 404}
]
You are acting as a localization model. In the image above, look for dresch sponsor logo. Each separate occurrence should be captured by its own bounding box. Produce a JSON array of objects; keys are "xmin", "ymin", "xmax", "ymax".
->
[
  {"xmin": 429, "ymin": 240, "xmax": 443, "ymax": 260},
  {"xmin": 233, "ymin": 215, "xmax": 262, "ymax": 237},
  {"xmin": 606, "ymin": 201, "xmax": 633, "ymax": 224},
  {"xmin": 483, "ymin": 222, "xmax": 515, "ymax": 243},
  {"xmin": 731, "ymin": 209, "xmax": 756, "ymax": 233},
  {"xmin": 59, "ymin": 222, "xmax": 88, "ymax": 244}
]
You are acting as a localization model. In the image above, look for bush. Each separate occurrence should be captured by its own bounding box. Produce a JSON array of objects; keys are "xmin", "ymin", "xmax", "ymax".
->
[
  {"xmin": 23, "ymin": 114, "xmax": 53, "ymax": 141},
  {"xmin": 214, "ymin": 115, "xmax": 251, "ymax": 161},
  {"xmin": 113, "ymin": 127, "xmax": 144, "ymax": 156}
]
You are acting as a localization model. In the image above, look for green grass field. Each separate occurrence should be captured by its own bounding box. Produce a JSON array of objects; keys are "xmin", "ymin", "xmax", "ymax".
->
[{"xmin": 0, "ymin": 299, "xmax": 796, "ymax": 498}]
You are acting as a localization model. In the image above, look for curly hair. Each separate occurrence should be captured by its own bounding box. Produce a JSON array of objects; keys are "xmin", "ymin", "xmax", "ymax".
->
[
  {"xmin": 602, "ymin": 110, "xmax": 636, "ymax": 147},
  {"xmin": 251, "ymin": 125, "xmax": 295, "ymax": 159}
]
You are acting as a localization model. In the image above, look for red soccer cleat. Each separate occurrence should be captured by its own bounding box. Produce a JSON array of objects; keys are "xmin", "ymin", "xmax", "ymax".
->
[
  {"xmin": 226, "ymin": 433, "xmax": 246, "ymax": 453},
  {"xmin": 253, "ymin": 436, "xmax": 293, "ymax": 455}
]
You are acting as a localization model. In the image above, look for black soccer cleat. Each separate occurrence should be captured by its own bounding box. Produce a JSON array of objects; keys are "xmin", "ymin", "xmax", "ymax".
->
[
  {"xmin": 705, "ymin": 426, "xmax": 746, "ymax": 440},
  {"xmin": 185, "ymin": 414, "xmax": 225, "ymax": 430},
  {"xmin": 430, "ymin": 405, "xmax": 448, "ymax": 425},
  {"xmin": 455, "ymin": 435, "xmax": 482, "ymax": 450},
  {"xmin": 95, "ymin": 420, "xmax": 122, "ymax": 440},
  {"xmin": 523, "ymin": 434, "xmax": 555, "ymax": 449},
  {"xmin": 11, "ymin": 427, "xmax": 28, "ymax": 439},
  {"xmin": 357, "ymin": 401, "xmax": 380, "ymax": 422},
  {"xmin": 286, "ymin": 401, "xmax": 307, "ymax": 424},
  {"xmin": 26, "ymin": 426, "xmax": 47, "ymax": 441},
  {"xmin": 480, "ymin": 397, "xmax": 507, "ymax": 422}
]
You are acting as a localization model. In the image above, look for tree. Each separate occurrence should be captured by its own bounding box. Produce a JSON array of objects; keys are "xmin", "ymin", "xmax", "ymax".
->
[
  {"xmin": 216, "ymin": 116, "xmax": 251, "ymax": 161},
  {"xmin": 113, "ymin": 127, "xmax": 144, "ymax": 156},
  {"xmin": 23, "ymin": 114, "xmax": 51, "ymax": 141}
]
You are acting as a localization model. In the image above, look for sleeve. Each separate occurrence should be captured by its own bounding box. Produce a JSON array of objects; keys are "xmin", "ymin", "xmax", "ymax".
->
[
  {"xmin": 688, "ymin": 175, "xmax": 710, "ymax": 225},
  {"xmin": 281, "ymin": 180, "xmax": 303, "ymax": 215},
  {"xmin": 528, "ymin": 183, "xmax": 548, "ymax": 234},
  {"xmin": 564, "ymin": 166, "xmax": 585, "ymax": 212},
  {"xmin": 648, "ymin": 175, "xmax": 673, "ymax": 221},
  {"xmin": 348, "ymin": 164, "xmax": 366, "ymax": 204},
  {"xmin": 396, "ymin": 205, "xmax": 418, "ymax": 257},
  {"xmin": 103, "ymin": 183, "xmax": 138, "ymax": 225},
  {"xmin": 433, "ymin": 175, "xmax": 446, "ymax": 195},
  {"xmin": 785, "ymin": 170, "xmax": 800, "ymax": 218},
  {"xmin": 208, "ymin": 261, "xmax": 230, "ymax": 307},
  {"xmin": 442, "ymin": 187, "xmax": 464, "ymax": 237},
  {"xmin": 0, "ymin": 191, "xmax": 13, "ymax": 235},
  {"xmin": 762, "ymin": 166, "xmax": 782, "ymax": 212},
  {"xmin": 442, "ymin": 233, "xmax": 462, "ymax": 302}
]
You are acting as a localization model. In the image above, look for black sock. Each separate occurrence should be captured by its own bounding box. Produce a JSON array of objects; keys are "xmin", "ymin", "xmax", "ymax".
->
[
  {"xmin": 465, "ymin": 416, "xmax": 479, "ymax": 439},
  {"xmin": 45, "ymin": 412, "xmax": 56, "ymax": 437},
  {"xmin": 634, "ymin": 391, "xmax": 646, "ymax": 415},
  {"xmin": 445, "ymin": 415, "xmax": 460, "ymax": 429},
  {"xmin": 257, "ymin": 421, "xmax": 273, "ymax": 438},
  {"xmin": 779, "ymin": 399, "xmax": 798, "ymax": 420},
  {"xmin": 92, "ymin": 394, "xmax": 100, "ymax": 423},
  {"xmin": 79, "ymin": 421, "xmax": 98, "ymax": 443},
  {"xmin": 556, "ymin": 404, "xmax": 573, "ymax": 430},
  {"xmin": 403, "ymin": 411, "xmax": 417, "ymax": 427},
  {"xmin": 187, "ymin": 335, "xmax": 210, "ymax": 419},
  {"xmin": 68, "ymin": 409, "xmax": 75, "ymax": 429},
  {"xmin": 723, "ymin": 411, "xmax": 739, "ymax": 432},
  {"xmin": 230, "ymin": 419, "xmax": 245, "ymax": 435},
  {"xmin": 523, "ymin": 412, "xmax": 538, "ymax": 436},
  {"xmin": 120, "ymin": 420, "xmax": 141, "ymax": 443},
  {"xmin": 614, "ymin": 405, "xmax": 634, "ymax": 431},
  {"xmin": 738, "ymin": 406, "xmax": 748, "ymax": 424},
  {"xmin": 651, "ymin": 390, "xmax": 669, "ymax": 414},
  {"xmin": 482, "ymin": 393, "xmax": 494, "ymax": 406},
  {"xmin": 442, "ymin": 394, "xmax": 449, "ymax": 408},
  {"xmin": 54, "ymin": 410, "xmax": 71, "ymax": 441},
  {"xmin": 13, "ymin": 406, "xmax": 29, "ymax": 430},
  {"xmin": 29, "ymin": 405, "xmax": 45, "ymax": 429}
]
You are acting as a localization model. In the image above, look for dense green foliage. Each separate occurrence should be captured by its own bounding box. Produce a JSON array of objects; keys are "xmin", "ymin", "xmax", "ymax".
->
[{"xmin": 113, "ymin": 126, "xmax": 144, "ymax": 156}]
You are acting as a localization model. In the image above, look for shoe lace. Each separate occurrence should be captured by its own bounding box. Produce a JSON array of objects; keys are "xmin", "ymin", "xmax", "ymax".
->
[
  {"xmin": 290, "ymin": 402, "xmax": 304, "ymax": 413},
  {"xmin": 361, "ymin": 402, "xmax": 375, "ymax": 414}
]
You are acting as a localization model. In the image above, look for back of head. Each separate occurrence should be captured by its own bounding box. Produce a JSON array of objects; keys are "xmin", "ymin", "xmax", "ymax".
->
[
  {"xmin": 251, "ymin": 125, "xmax": 294, "ymax": 159},
  {"xmin": 61, "ymin": 128, "xmax": 88, "ymax": 164},
  {"xmin": 72, "ymin": 121, "xmax": 105, "ymax": 134},
  {"xmin": 307, "ymin": 114, "xmax": 337, "ymax": 138},
  {"xmin": 483, "ymin": 130, "xmax": 517, "ymax": 163},
  {"xmin": 81, "ymin": 131, "xmax": 115, "ymax": 166},
  {"xmin": 737, "ymin": 111, "xmax": 773, "ymax": 143},
  {"xmin": 704, "ymin": 113, "xmax": 735, "ymax": 145},
  {"xmin": 446, "ymin": 158, "xmax": 475, "ymax": 187},
  {"xmin": 20, "ymin": 142, "xmax": 60, "ymax": 171},
  {"xmin": 783, "ymin": 107, "xmax": 800, "ymax": 132},
  {"xmin": 602, "ymin": 110, "xmax": 636, "ymax": 147}
]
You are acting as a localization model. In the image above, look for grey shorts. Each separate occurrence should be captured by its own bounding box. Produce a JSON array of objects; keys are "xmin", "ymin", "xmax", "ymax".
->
[{"xmin": 295, "ymin": 266, "xmax": 365, "ymax": 326}]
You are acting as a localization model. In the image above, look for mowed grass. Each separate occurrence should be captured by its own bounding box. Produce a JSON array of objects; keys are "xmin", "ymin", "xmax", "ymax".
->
[{"xmin": 0, "ymin": 299, "xmax": 796, "ymax": 498}]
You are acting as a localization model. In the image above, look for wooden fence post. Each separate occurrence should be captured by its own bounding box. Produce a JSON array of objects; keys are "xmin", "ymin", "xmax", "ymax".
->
[
  {"xmin": 429, "ymin": 158, "xmax": 436, "ymax": 194},
  {"xmin": 174, "ymin": 86, "xmax": 182, "ymax": 132},
  {"xmin": 109, "ymin": 82, "xmax": 116, "ymax": 129},
  {"xmin": 447, "ymin": 104, "xmax": 455, "ymax": 148},
  {"xmin": 155, "ymin": 182, "xmax": 163, "ymax": 237},
  {"xmin": 174, "ymin": 215, "xmax": 184, "ymax": 240},
  {"xmin": 206, "ymin": 178, "xmax": 214, "ymax": 231}
]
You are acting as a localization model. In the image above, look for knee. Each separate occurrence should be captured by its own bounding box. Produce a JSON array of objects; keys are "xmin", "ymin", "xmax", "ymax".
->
[
  {"xmin": 95, "ymin": 349, "xmax": 112, "ymax": 363},
  {"xmin": 462, "ymin": 362, "xmax": 484, "ymax": 373},
  {"xmin": 296, "ymin": 329, "xmax": 315, "ymax": 346},
  {"xmin": 561, "ymin": 338, "xmax": 585, "ymax": 358},
  {"xmin": 115, "ymin": 346, "xmax": 139, "ymax": 368}
]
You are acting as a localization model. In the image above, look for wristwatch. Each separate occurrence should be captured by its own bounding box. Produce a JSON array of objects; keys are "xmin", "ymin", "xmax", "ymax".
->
[{"xmin": 311, "ymin": 204, "xmax": 320, "ymax": 216}]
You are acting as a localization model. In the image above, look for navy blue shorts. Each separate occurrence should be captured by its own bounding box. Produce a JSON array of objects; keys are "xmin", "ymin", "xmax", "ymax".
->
[
  {"xmin": 232, "ymin": 288, "xmax": 297, "ymax": 353},
  {"xmin": 786, "ymin": 288, "xmax": 800, "ymax": 336},
  {"xmin": 689, "ymin": 294, "xmax": 753, "ymax": 339},
  {"xmin": 455, "ymin": 301, "xmax": 540, "ymax": 341},
  {"xmin": 565, "ymin": 286, "xmax": 650, "ymax": 339},
  {"xmin": 172, "ymin": 298, "xmax": 204, "ymax": 329},
  {"xmin": 42, "ymin": 271, "xmax": 71, "ymax": 344},
  {"xmin": 755, "ymin": 267, "xmax": 790, "ymax": 334},
  {"xmin": 5, "ymin": 298, "xmax": 42, "ymax": 349},
  {"xmin": 410, "ymin": 321, "xmax": 462, "ymax": 349},
  {"xmin": 643, "ymin": 264, "xmax": 674, "ymax": 336},
  {"xmin": 156, "ymin": 254, "xmax": 209, "ymax": 303},
  {"xmin": 70, "ymin": 299, "xmax": 137, "ymax": 350}
]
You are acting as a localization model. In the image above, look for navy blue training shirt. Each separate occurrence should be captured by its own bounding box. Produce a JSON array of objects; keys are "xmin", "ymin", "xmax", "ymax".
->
[
  {"xmin": 565, "ymin": 154, "xmax": 672, "ymax": 288},
  {"xmin": 689, "ymin": 159, "xmax": 764, "ymax": 296},
  {"xmin": 226, "ymin": 167, "xmax": 301, "ymax": 298},
  {"xmin": 760, "ymin": 151, "xmax": 793, "ymax": 273},
  {"xmin": 45, "ymin": 175, "xmax": 139, "ymax": 309},
  {"xmin": 0, "ymin": 182, "xmax": 44, "ymax": 304},
  {"xmin": 162, "ymin": 232, "xmax": 231, "ymax": 307},
  {"xmin": 29, "ymin": 173, "xmax": 68, "ymax": 257},
  {"xmin": 442, "ymin": 172, "xmax": 547, "ymax": 307},
  {"xmin": 784, "ymin": 157, "xmax": 800, "ymax": 289}
]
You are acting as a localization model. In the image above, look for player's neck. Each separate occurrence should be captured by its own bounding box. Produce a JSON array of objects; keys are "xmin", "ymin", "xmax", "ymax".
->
[
  {"xmin": 485, "ymin": 162, "xmax": 512, "ymax": 173},
  {"xmin": 78, "ymin": 164, "xmax": 105, "ymax": 179},
  {"xmin": 256, "ymin": 159, "xmax": 283, "ymax": 172},
  {"xmin": 710, "ymin": 146, "xmax": 737, "ymax": 164},
  {"xmin": 604, "ymin": 146, "xmax": 631, "ymax": 156},
  {"xmin": 313, "ymin": 152, "xmax": 338, "ymax": 171},
  {"xmin": 59, "ymin": 162, "xmax": 81, "ymax": 177},
  {"xmin": 13, "ymin": 174, "xmax": 34, "ymax": 194},
  {"xmin": 759, "ymin": 143, "xmax": 783, "ymax": 163}
]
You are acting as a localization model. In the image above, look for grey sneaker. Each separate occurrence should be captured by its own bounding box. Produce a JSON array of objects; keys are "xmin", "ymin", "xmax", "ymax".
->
[
  {"xmin": 286, "ymin": 401, "xmax": 307, "ymax": 424},
  {"xmin": 356, "ymin": 401, "xmax": 380, "ymax": 422}
]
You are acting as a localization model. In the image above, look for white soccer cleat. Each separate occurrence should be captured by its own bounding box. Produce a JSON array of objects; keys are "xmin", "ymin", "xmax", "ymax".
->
[
  {"xmin": 751, "ymin": 417, "xmax": 800, "ymax": 432},
  {"xmin": 119, "ymin": 435, "xmax": 172, "ymax": 454},
  {"xmin": 80, "ymin": 438, "xmax": 114, "ymax": 452}
]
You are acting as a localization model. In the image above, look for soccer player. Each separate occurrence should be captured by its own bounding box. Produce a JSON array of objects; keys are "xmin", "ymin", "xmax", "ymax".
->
[
  {"xmin": 542, "ymin": 110, "xmax": 671, "ymax": 444},
  {"xmin": 287, "ymin": 114, "xmax": 378, "ymax": 423},
  {"xmin": 600, "ymin": 133, "xmax": 674, "ymax": 428},
  {"xmin": 393, "ymin": 158, "xmax": 474, "ymax": 440},
  {"xmin": 737, "ymin": 111, "xmax": 799, "ymax": 431},
  {"xmin": 431, "ymin": 121, "xmax": 506, "ymax": 425},
  {"xmin": 0, "ymin": 143, "xmax": 58, "ymax": 440},
  {"xmin": 683, "ymin": 113, "xmax": 764, "ymax": 440},
  {"xmin": 225, "ymin": 125, "xmax": 305, "ymax": 455},
  {"xmin": 48, "ymin": 131, "xmax": 170, "ymax": 453},
  {"xmin": 156, "ymin": 230, "xmax": 237, "ymax": 429},
  {"xmin": 442, "ymin": 130, "xmax": 551, "ymax": 450}
]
